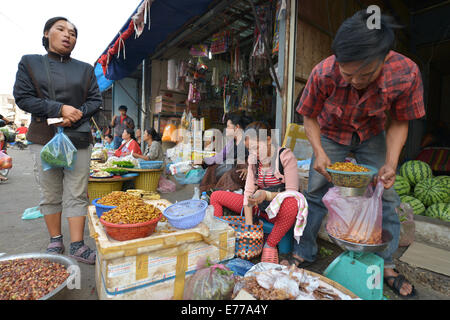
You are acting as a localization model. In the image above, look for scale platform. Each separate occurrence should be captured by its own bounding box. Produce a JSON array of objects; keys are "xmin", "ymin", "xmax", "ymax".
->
[{"xmin": 324, "ymin": 230, "xmax": 393, "ymax": 300}]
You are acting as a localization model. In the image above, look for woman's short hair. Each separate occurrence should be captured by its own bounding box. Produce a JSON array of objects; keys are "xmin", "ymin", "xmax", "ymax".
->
[
  {"xmin": 244, "ymin": 121, "xmax": 272, "ymax": 139},
  {"xmin": 42, "ymin": 17, "xmax": 78, "ymax": 50},
  {"xmin": 105, "ymin": 134, "xmax": 113, "ymax": 140}
]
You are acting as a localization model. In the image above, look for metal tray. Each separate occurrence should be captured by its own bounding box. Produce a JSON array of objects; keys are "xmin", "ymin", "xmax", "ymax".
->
[
  {"xmin": 0, "ymin": 253, "xmax": 79, "ymax": 300},
  {"xmin": 327, "ymin": 229, "xmax": 393, "ymax": 253}
]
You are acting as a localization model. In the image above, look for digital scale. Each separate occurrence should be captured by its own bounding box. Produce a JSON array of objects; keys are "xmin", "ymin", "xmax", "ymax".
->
[{"xmin": 323, "ymin": 186, "xmax": 392, "ymax": 300}]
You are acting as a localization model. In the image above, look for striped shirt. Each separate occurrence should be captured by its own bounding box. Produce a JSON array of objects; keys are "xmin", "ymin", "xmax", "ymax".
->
[{"xmin": 257, "ymin": 163, "xmax": 281, "ymax": 188}]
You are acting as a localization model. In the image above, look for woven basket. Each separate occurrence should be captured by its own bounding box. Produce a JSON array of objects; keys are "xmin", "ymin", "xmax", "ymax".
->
[
  {"xmin": 134, "ymin": 169, "xmax": 162, "ymax": 192},
  {"xmin": 217, "ymin": 210, "xmax": 264, "ymax": 260},
  {"xmin": 88, "ymin": 181, "xmax": 123, "ymax": 202},
  {"xmin": 99, "ymin": 214, "xmax": 162, "ymax": 241}
]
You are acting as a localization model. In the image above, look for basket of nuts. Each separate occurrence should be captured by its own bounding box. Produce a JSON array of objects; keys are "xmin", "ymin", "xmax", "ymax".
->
[{"xmin": 99, "ymin": 200, "xmax": 163, "ymax": 241}]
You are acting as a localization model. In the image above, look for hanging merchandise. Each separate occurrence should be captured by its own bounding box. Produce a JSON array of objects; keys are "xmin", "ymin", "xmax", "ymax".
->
[
  {"xmin": 188, "ymin": 83, "xmax": 201, "ymax": 104},
  {"xmin": 177, "ymin": 60, "xmax": 188, "ymax": 91},
  {"xmin": 190, "ymin": 44, "xmax": 209, "ymax": 57},
  {"xmin": 167, "ymin": 59, "xmax": 178, "ymax": 90},
  {"xmin": 210, "ymin": 31, "xmax": 230, "ymax": 55},
  {"xmin": 272, "ymin": 0, "xmax": 284, "ymax": 55},
  {"xmin": 249, "ymin": 3, "xmax": 273, "ymax": 80},
  {"xmin": 186, "ymin": 59, "xmax": 196, "ymax": 83}
]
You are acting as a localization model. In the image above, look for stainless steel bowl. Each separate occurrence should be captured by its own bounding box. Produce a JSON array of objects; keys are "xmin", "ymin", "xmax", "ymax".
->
[
  {"xmin": 337, "ymin": 186, "xmax": 367, "ymax": 197},
  {"xmin": 0, "ymin": 253, "xmax": 79, "ymax": 300},
  {"xmin": 327, "ymin": 229, "xmax": 393, "ymax": 253}
]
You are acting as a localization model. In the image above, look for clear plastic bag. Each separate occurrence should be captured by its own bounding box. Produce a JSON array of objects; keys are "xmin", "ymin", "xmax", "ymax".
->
[
  {"xmin": 324, "ymin": 181, "xmax": 384, "ymax": 244},
  {"xmin": 40, "ymin": 127, "xmax": 77, "ymax": 171},
  {"xmin": 396, "ymin": 203, "xmax": 415, "ymax": 247},
  {"xmin": 183, "ymin": 258, "xmax": 235, "ymax": 300}
]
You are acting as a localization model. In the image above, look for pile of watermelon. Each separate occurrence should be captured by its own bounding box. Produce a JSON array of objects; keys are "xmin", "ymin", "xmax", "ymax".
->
[{"xmin": 394, "ymin": 160, "xmax": 449, "ymax": 222}]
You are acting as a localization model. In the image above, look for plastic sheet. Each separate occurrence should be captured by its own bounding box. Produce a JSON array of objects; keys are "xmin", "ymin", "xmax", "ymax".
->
[{"xmin": 40, "ymin": 128, "xmax": 77, "ymax": 171}]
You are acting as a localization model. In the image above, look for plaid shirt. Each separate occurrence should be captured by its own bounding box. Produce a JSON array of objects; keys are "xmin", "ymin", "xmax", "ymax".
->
[{"xmin": 296, "ymin": 51, "xmax": 426, "ymax": 145}]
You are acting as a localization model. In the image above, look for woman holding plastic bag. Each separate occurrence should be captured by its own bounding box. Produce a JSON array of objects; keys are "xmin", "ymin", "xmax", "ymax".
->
[{"xmin": 13, "ymin": 17, "xmax": 102, "ymax": 264}]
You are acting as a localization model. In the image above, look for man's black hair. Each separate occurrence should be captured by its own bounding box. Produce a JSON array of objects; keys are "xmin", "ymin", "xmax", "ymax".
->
[
  {"xmin": 42, "ymin": 17, "xmax": 77, "ymax": 50},
  {"xmin": 118, "ymin": 105, "xmax": 128, "ymax": 111},
  {"xmin": 332, "ymin": 9, "xmax": 402, "ymax": 65}
]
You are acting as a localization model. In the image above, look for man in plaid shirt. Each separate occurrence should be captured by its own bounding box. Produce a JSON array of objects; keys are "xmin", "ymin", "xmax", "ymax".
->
[{"xmin": 284, "ymin": 10, "xmax": 425, "ymax": 297}]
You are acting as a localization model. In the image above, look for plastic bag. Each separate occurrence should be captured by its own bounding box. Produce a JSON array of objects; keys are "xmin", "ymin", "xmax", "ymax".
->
[
  {"xmin": 40, "ymin": 128, "xmax": 77, "ymax": 171},
  {"xmin": 0, "ymin": 127, "xmax": 16, "ymax": 143},
  {"xmin": 224, "ymin": 258, "xmax": 255, "ymax": 277},
  {"xmin": 162, "ymin": 123, "xmax": 176, "ymax": 142},
  {"xmin": 324, "ymin": 181, "xmax": 384, "ymax": 244},
  {"xmin": 22, "ymin": 206, "xmax": 43, "ymax": 220},
  {"xmin": 183, "ymin": 258, "xmax": 235, "ymax": 300},
  {"xmin": 174, "ymin": 168, "xmax": 205, "ymax": 184},
  {"xmin": 396, "ymin": 203, "xmax": 416, "ymax": 247},
  {"xmin": 0, "ymin": 151, "xmax": 12, "ymax": 169},
  {"xmin": 157, "ymin": 175, "xmax": 176, "ymax": 193}
]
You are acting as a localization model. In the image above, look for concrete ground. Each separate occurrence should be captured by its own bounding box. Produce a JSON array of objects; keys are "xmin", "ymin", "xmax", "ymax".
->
[{"xmin": 0, "ymin": 146, "xmax": 448, "ymax": 300}]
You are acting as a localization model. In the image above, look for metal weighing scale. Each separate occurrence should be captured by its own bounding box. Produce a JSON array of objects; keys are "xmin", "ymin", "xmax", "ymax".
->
[{"xmin": 323, "ymin": 186, "xmax": 393, "ymax": 300}]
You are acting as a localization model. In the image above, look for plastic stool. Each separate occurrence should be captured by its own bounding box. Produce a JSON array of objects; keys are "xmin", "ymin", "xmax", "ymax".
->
[{"xmin": 260, "ymin": 218, "xmax": 293, "ymax": 254}]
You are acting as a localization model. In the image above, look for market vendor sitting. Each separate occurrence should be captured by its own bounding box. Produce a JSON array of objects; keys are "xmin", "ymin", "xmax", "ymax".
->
[
  {"xmin": 210, "ymin": 121, "xmax": 305, "ymax": 264},
  {"xmin": 114, "ymin": 128, "xmax": 142, "ymax": 157},
  {"xmin": 133, "ymin": 128, "xmax": 164, "ymax": 161},
  {"xmin": 200, "ymin": 114, "xmax": 252, "ymax": 193},
  {"xmin": 103, "ymin": 134, "xmax": 115, "ymax": 150}
]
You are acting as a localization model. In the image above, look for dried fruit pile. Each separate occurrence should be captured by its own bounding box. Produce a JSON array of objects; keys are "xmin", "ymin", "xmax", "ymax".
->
[{"xmin": 0, "ymin": 258, "xmax": 69, "ymax": 300}]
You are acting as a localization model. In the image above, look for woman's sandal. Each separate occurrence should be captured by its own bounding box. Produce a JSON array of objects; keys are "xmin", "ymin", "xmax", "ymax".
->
[
  {"xmin": 261, "ymin": 247, "xmax": 279, "ymax": 264},
  {"xmin": 46, "ymin": 241, "xmax": 65, "ymax": 255},
  {"xmin": 384, "ymin": 270, "xmax": 416, "ymax": 298},
  {"xmin": 69, "ymin": 245, "xmax": 96, "ymax": 265}
]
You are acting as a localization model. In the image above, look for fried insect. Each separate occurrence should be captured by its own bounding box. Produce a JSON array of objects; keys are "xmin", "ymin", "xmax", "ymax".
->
[
  {"xmin": 101, "ymin": 200, "xmax": 162, "ymax": 224},
  {"xmin": 328, "ymin": 162, "xmax": 370, "ymax": 172}
]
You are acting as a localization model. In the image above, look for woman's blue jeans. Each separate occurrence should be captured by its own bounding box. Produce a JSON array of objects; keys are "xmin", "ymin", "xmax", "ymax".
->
[{"xmin": 293, "ymin": 132, "xmax": 400, "ymax": 268}]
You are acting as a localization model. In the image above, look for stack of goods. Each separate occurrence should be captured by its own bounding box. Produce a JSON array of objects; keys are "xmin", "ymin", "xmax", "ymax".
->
[
  {"xmin": 0, "ymin": 258, "xmax": 69, "ymax": 300},
  {"xmin": 394, "ymin": 160, "xmax": 449, "ymax": 222}
]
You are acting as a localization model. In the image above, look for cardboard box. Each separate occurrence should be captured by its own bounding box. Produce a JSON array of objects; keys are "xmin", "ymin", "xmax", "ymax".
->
[{"xmin": 88, "ymin": 200, "xmax": 235, "ymax": 300}]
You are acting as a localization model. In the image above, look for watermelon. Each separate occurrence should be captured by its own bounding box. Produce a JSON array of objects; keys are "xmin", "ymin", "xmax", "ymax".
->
[
  {"xmin": 425, "ymin": 203, "xmax": 450, "ymax": 222},
  {"xmin": 435, "ymin": 176, "xmax": 450, "ymax": 203},
  {"xmin": 399, "ymin": 160, "xmax": 433, "ymax": 187},
  {"xmin": 394, "ymin": 175, "xmax": 411, "ymax": 196},
  {"xmin": 413, "ymin": 178, "xmax": 448, "ymax": 207},
  {"xmin": 400, "ymin": 195, "xmax": 426, "ymax": 216}
]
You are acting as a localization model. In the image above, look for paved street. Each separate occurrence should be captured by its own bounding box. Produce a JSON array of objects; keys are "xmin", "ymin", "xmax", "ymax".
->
[{"xmin": 1, "ymin": 146, "xmax": 448, "ymax": 300}]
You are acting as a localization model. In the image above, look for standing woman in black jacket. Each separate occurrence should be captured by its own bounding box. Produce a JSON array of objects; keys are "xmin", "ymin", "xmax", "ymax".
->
[{"xmin": 13, "ymin": 17, "xmax": 102, "ymax": 264}]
